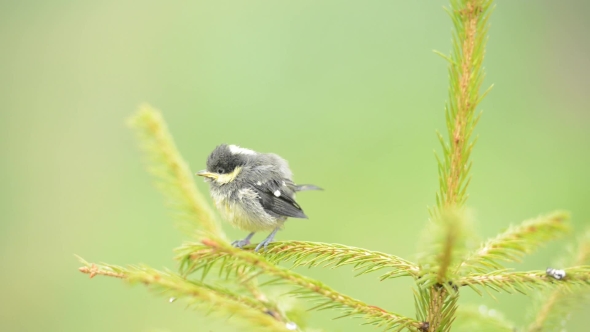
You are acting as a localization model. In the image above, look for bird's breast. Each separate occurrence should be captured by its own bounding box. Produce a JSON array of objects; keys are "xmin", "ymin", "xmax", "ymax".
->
[{"xmin": 210, "ymin": 187, "xmax": 282, "ymax": 232}]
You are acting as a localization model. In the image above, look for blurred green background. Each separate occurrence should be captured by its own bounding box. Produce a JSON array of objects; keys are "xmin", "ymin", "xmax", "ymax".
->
[{"xmin": 1, "ymin": 0, "xmax": 589, "ymax": 331}]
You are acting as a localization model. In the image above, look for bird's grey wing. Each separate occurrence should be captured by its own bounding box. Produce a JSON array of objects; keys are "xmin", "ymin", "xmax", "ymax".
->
[{"xmin": 250, "ymin": 180, "xmax": 307, "ymax": 219}]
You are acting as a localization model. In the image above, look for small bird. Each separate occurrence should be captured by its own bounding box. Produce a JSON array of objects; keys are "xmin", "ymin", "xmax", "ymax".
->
[{"xmin": 197, "ymin": 144, "xmax": 321, "ymax": 251}]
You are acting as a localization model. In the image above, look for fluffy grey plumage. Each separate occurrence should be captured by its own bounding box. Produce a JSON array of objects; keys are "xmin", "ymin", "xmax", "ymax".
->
[{"xmin": 197, "ymin": 144, "xmax": 321, "ymax": 251}]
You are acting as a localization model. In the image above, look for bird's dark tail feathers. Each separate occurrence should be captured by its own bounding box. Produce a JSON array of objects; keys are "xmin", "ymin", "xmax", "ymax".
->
[{"xmin": 295, "ymin": 184, "xmax": 323, "ymax": 192}]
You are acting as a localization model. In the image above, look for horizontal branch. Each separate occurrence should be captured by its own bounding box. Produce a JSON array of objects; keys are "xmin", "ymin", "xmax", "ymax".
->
[
  {"xmin": 458, "ymin": 211, "xmax": 570, "ymax": 273},
  {"xmin": 177, "ymin": 239, "xmax": 424, "ymax": 331},
  {"xmin": 460, "ymin": 266, "xmax": 590, "ymax": 296},
  {"xmin": 253, "ymin": 241, "xmax": 420, "ymax": 280},
  {"xmin": 78, "ymin": 260, "xmax": 287, "ymax": 331}
]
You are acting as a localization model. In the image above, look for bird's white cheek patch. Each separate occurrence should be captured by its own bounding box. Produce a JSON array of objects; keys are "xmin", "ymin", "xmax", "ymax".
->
[
  {"xmin": 274, "ymin": 190, "xmax": 281, "ymax": 197},
  {"xmin": 229, "ymin": 145, "xmax": 256, "ymax": 155}
]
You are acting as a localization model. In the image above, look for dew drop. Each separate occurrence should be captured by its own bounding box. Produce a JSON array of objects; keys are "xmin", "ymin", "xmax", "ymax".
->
[{"xmin": 478, "ymin": 304, "xmax": 487, "ymax": 315}]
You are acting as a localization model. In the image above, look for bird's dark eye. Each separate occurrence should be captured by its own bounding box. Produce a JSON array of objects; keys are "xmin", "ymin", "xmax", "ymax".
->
[{"xmin": 216, "ymin": 167, "xmax": 225, "ymax": 174}]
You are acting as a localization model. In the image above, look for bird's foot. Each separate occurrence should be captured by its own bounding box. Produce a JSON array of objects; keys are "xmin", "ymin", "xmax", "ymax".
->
[
  {"xmin": 232, "ymin": 232, "xmax": 255, "ymax": 249},
  {"xmin": 254, "ymin": 226, "xmax": 281, "ymax": 251},
  {"xmin": 254, "ymin": 228, "xmax": 279, "ymax": 252},
  {"xmin": 254, "ymin": 238, "xmax": 272, "ymax": 252},
  {"xmin": 231, "ymin": 239, "xmax": 250, "ymax": 248}
]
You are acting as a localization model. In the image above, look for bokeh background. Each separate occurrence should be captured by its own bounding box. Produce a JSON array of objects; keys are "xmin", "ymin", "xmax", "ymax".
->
[{"xmin": 1, "ymin": 0, "xmax": 589, "ymax": 331}]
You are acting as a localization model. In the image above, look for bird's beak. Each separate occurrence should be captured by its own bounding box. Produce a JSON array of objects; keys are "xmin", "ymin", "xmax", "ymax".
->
[{"xmin": 196, "ymin": 170, "xmax": 218, "ymax": 180}]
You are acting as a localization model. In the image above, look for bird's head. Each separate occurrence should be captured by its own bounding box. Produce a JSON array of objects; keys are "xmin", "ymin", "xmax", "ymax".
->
[{"xmin": 197, "ymin": 144, "xmax": 255, "ymax": 185}]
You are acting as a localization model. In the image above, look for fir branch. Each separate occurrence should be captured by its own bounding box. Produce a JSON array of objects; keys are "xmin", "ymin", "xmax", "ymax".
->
[
  {"xmin": 79, "ymin": 263, "xmax": 125, "ymax": 279},
  {"xmin": 251, "ymin": 241, "xmax": 420, "ymax": 280},
  {"xmin": 128, "ymin": 105, "xmax": 223, "ymax": 238},
  {"xmin": 454, "ymin": 306, "xmax": 515, "ymax": 332},
  {"xmin": 460, "ymin": 267, "xmax": 590, "ymax": 296},
  {"xmin": 413, "ymin": 287, "xmax": 429, "ymax": 324},
  {"xmin": 458, "ymin": 211, "xmax": 570, "ymax": 273},
  {"xmin": 428, "ymin": 1, "xmax": 493, "ymax": 328},
  {"xmin": 526, "ymin": 231, "xmax": 590, "ymax": 331},
  {"xmin": 435, "ymin": 0, "xmax": 493, "ymax": 211},
  {"xmin": 178, "ymin": 239, "xmax": 423, "ymax": 331},
  {"xmin": 413, "ymin": 285, "xmax": 459, "ymax": 332},
  {"xmin": 78, "ymin": 260, "xmax": 287, "ymax": 331},
  {"xmin": 424, "ymin": 288, "xmax": 456, "ymax": 332},
  {"xmin": 428, "ymin": 209, "xmax": 470, "ymax": 284},
  {"xmin": 419, "ymin": 210, "xmax": 470, "ymax": 286},
  {"xmin": 438, "ymin": 292, "xmax": 459, "ymax": 332}
]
